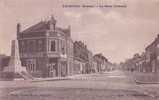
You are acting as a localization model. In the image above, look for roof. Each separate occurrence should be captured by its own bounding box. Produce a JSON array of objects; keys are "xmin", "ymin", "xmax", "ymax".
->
[
  {"xmin": 21, "ymin": 21, "xmax": 71, "ymax": 36},
  {"xmin": 21, "ymin": 16, "xmax": 71, "ymax": 37},
  {"xmin": 146, "ymin": 34, "xmax": 159, "ymax": 50},
  {"xmin": 93, "ymin": 53, "xmax": 108, "ymax": 62},
  {"xmin": 22, "ymin": 21, "xmax": 49, "ymax": 33}
]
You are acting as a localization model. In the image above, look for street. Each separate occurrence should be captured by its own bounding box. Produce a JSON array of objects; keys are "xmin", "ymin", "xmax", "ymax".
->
[{"xmin": 0, "ymin": 70, "xmax": 159, "ymax": 100}]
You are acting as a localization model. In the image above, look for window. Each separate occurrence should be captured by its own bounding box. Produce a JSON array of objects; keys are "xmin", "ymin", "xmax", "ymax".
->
[
  {"xmin": 38, "ymin": 40, "xmax": 43, "ymax": 51},
  {"xmin": 28, "ymin": 40, "xmax": 36, "ymax": 52},
  {"xmin": 61, "ymin": 40, "xmax": 66, "ymax": 54},
  {"xmin": 50, "ymin": 40, "xmax": 56, "ymax": 51},
  {"xmin": 62, "ymin": 47, "xmax": 65, "ymax": 54}
]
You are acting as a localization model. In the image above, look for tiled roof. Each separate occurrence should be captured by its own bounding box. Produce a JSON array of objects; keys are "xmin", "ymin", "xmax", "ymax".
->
[
  {"xmin": 21, "ymin": 21, "xmax": 70, "ymax": 37},
  {"xmin": 22, "ymin": 21, "xmax": 49, "ymax": 33},
  {"xmin": 146, "ymin": 35, "xmax": 159, "ymax": 50}
]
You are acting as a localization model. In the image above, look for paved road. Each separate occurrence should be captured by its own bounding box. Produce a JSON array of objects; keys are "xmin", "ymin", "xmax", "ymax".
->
[{"xmin": 0, "ymin": 70, "xmax": 159, "ymax": 100}]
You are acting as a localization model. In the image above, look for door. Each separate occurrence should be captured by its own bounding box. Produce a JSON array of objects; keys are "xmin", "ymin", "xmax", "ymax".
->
[
  {"xmin": 26, "ymin": 59, "xmax": 36, "ymax": 73},
  {"xmin": 49, "ymin": 63, "xmax": 56, "ymax": 77},
  {"xmin": 61, "ymin": 61, "xmax": 67, "ymax": 77}
]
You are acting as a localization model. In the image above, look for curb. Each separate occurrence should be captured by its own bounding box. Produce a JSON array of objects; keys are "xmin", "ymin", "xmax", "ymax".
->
[{"xmin": 135, "ymin": 80, "xmax": 159, "ymax": 84}]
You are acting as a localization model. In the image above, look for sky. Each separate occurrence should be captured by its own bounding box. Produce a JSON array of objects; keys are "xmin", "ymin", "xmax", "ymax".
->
[{"xmin": 0, "ymin": 0, "xmax": 159, "ymax": 63}]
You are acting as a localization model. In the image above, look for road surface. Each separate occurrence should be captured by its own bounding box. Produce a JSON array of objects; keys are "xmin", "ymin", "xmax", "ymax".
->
[{"xmin": 0, "ymin": 70, "xmax": 159, "ymax": 100}]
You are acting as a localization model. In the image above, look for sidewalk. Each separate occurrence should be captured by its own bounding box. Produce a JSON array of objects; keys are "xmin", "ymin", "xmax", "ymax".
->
[
  {"xmin": 122, "ymin": 71, "xmax": 159, "ymax": 84},
  {"xmin": 137, "ymin": 84, "xmax": 159, "ymax": 98},
  {"xmin": 32, "ymin": 73, "xmax": 96, "ymax": 82},
  {"xmin": 127, "ymin": 71, "xmax": 159, "ymax": 98},
  {"xmin": 31, "ymin": 77, "xmax": 70, "ymax": 82},
  {"xmin": 133, "ymin": 72, "xmax": 159, "ymax": 84}
]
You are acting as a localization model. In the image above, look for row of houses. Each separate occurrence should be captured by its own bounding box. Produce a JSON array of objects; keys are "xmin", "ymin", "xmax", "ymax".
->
[
  {"xmin": 0, "ymin": 15, "xmax": 113, "ymax": 78},
  {"xmin": 122, "ymin": 34, "xmax": 159, "ymax": 73}
]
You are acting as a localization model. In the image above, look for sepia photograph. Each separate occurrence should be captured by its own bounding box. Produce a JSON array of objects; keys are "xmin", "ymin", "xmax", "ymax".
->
[{"xmin": 0, "ymin": 0, "xmax": 159, "ymax": 100}]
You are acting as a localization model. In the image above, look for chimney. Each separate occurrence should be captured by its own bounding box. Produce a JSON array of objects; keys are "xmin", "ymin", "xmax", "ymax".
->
[{"xmin": 17, "ymin": 23, "xmax": 21, "ymax": 38}]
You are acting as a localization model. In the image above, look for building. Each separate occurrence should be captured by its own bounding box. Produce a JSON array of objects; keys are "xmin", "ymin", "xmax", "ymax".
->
[
  {"xmin": 93, "ymin": 53, "xmax": 108, "ymax": 72},
  {"xmin": 135, "ymin": 52, "xmax": 147, "ymax": 72},
  {"xmin": 92, "ymin": 57, "xmax": 98, "ymax": 72},
  {"xmin": 73, "ymin": 41, "xmax": 92, "ymax": 74},
  {"xmin": 17, "ymin": 15, "xmax": 74, "ymax": 77},
  {"xmin": 105, "ymin": 62, "xmax": 115, "ymax": 71},
  {"xmin": 87, "ymin": 50, "xmax": 94, "ymax": 73},
  {"xmin": 145, "ymin": 34, "xmax": 159, "ymax": 73},
  {"xmin": 122, "ymin": 51, "xmax": 155, "ymax": 73},
  {"xmin": 122, "ymin": 53, "xmax": 146, "ymax": 72}
]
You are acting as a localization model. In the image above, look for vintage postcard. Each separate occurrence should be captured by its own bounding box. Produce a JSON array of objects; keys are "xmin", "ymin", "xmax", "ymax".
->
[{"xmin": 0, "ymin": 0, "xmax": 159, "ymax": 100}]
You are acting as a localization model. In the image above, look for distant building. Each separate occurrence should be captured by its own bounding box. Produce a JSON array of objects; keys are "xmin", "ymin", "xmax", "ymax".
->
[
  {"xmin": 93, "ymin": 53, "xmax": 108, "ymax": 72},
  {"xmin": 123, "ymin": 34, "xmax": 159, "ymax": 73},
  {"xmin": 130, "ymin": 53, "xmax": 147, "ymax": 72},
  {"xmin": 136, "ymin": 52, "xmax": 147, "ymax": 72},
  {"xmin": 105, "ymin": 62, "xmax": 114, "ymax": 71},
  {"xmin": 145, "ymin": 34, "xmax": 159, "ymax": 73},
  {"xmin": 73, "ymin": 41, "xmax": 92, "ymax": 74},
  {"xmin": 17, "ymin": 15, "xmax": 74, "ymax": 77},
  {"xmin": 122, "ymin": 58, "xmax": 134, "ymax": 71},
  {"xmin": 122, "ymin": 53, "xmax": 146, "ymax": 72}
]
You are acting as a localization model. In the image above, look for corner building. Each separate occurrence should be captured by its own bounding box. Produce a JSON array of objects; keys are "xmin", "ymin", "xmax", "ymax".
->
[{"xmin": 17, "ymin": 16, "xmax": 74, "ymax": 77}]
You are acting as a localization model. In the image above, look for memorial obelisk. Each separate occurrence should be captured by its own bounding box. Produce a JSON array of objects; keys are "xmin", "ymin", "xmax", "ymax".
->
[
  {"xmin": 3, "ymin": 40, "xmax": 26, "ymax": 73},
  {"xmin": 3, "ymin": 40, "xmax": 33, "ymax": 80}
]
